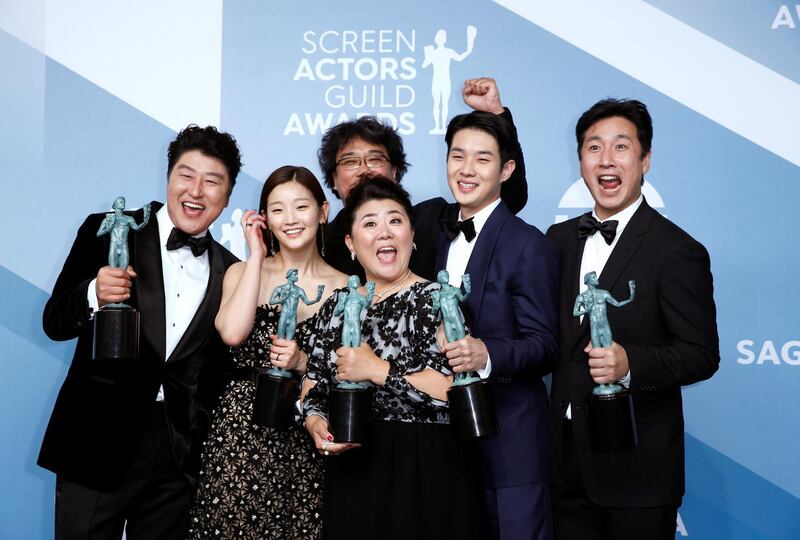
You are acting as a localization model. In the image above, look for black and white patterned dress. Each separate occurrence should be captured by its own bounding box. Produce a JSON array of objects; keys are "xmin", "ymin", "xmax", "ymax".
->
[
  {"xmin": 304, "ymin": 281, "xmax": 483, "ymax": 540},
  {"xmin": 187, "ymin": 305, "xmax": 323, "ymax": 539}
]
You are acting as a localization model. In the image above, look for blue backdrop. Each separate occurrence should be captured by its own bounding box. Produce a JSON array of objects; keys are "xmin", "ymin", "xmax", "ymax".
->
[{"xmin": 1, "ymin": 1, "xmax": 798, "ymax": 538}]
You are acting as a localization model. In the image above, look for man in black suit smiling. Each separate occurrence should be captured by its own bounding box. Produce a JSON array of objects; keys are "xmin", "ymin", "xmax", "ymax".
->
[
  {"xmin": 547, "ymin": 99, "xmax": 720, "ymax": 540},
  {"xmin": 39, "ymin": 125, "xmax": 241, "ymax": 539}
]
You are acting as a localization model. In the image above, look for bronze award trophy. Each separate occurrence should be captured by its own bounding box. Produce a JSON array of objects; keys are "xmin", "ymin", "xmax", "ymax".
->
[
  {"xmin": 328, "ymin": 275, "xmax": 375, "ymax": 444},
  {"xmin": 253, "ymin": 269, "xmax": 324, "ymax": 428},
  {"xmin": 92, "ymin": 197, "xmax": 150, "ymax": 361},
  {"xmin": 433, "ymin": 270, "xmax": 499, "ymax": 441},
  {"xmin": 574, "ymin": 271, "xmax": 637, "ymax": 451}
]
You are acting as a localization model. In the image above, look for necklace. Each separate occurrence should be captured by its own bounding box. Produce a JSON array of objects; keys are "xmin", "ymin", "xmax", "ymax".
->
[{"xmin": 373, "ymin": 269, "xmax": 412, "ymax": 300}]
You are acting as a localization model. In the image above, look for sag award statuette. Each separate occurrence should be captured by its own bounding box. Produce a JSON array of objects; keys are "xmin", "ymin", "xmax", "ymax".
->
[
  {"xmin": 433, "ymin": 270, "xmax": 499, "ymax": 440},
  {"xmin": 574, "ymin": 271, "xmax": 637, "ymax": 452},
  {"xmin": 93, "ymin": 196, "xmax": 151, "ymax": 360},
  {"xmin": 253, "ymin": 269, "xmax": 324, "ymax": 428},
  {"xmin": 328, "ymin": 275, "xmax": 375, "ymax": 444}
]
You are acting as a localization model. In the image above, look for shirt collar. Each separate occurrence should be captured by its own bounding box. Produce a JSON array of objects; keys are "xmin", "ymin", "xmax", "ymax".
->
[
  {"xmin": 592, "ymin": 194, "xmax": 643, "ymax": 238},
  {"xmin": 459, "ymin": 198, "xmax": 501, "ymax": 239}
]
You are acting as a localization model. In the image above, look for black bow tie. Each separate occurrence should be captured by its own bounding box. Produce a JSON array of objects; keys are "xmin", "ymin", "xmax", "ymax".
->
[
  {"xmin": 166, "ymin": 228, "xmax": 211, "ymax": 256},
  {"xmin": 577, "ymin": 213, "xmax": 618, "ymax": 245},
  {"xmin": 442, "ymin": 217, "xmax": 476, "ymax": 242}
]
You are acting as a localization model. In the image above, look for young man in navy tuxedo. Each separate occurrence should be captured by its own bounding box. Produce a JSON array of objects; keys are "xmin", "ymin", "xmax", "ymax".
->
[
  {"xmin": 436, "ymin": 111, "xmax": 560, "ymax": 540},
  {"xmin": 318, "ymin": 77, "xmax": 529, "ymax": 281},
  {"xmin": 546, "ymin": 99, "xmax": 719, "ymax": 540},
  {"xmin": 39, "ymin": 125, "xmax": 242, "ymax": 540}
]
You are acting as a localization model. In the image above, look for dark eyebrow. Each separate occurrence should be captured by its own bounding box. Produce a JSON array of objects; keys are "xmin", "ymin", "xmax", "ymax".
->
[
  {"xmin": 359, "ymin": 209, "xmax": 404, "ymax": 221},
  {"xmin": 339, "ymin": 150, "xmax": 387, "ymax": 158},
  {"xmin": 449, "ymin": 146, "xmax": 495, "ymax": 156},
  {"xmin": 175, "ymin": 164, "xmax": 225, "ymax": 179},
  {"xmin": 585, "ymin": 134, "xmax": 633, "ymax": 144}
]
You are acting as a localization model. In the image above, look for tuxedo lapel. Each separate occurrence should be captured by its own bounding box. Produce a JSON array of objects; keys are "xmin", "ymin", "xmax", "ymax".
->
[
  {"xmin": 167, "ymin": 240, "xmax": 225, "ymax": 362},
  {"xmin": 464, "ymin": 203, "xmax": 511, "ymax": 325},
  {"xmin": 564, "ymin": 224, "xmax": 589, "ymax": 347},
  {"xmin": 134, "ymin": 202, "xmax": 167, "ymax": 361},
  {"xmin": 597, "ymin": 201, "xmax": 651, "ymax": 294}
]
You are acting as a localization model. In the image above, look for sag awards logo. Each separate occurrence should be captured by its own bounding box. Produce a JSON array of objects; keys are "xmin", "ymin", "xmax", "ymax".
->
[
  {"xmin": 554, "ymin": 178, "xmax": 666, "ymax": 224},
  {"xmin": 737, "ymin": 339, "xmax": 800, "ymax": 366},
  {"xmin": 283, "ymin": 25, "xmax": 478, "ymax": 137}
]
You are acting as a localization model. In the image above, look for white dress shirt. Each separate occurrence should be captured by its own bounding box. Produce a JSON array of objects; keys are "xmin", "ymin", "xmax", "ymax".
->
[
  {"xmin": 88, "ymin": 206, "xmax": 210, "ymax": 401},
  {"xmin": 444, "ymin": 197, "xmax": 501, "ymax": 379},
  {"xmin": 567, "ymin": 195, "xmax": 642, "ymax": 419}
]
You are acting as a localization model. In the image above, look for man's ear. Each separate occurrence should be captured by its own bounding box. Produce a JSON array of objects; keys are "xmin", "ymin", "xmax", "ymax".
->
[{"xmin": 500, "ymin": 159, "xmax": 516, "ymax": 183}]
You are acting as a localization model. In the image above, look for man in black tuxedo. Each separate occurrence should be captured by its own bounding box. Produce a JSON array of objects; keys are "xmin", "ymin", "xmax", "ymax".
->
[
  {"xmin": 317, "ymin": 77, "xmax": 527, "ymax": 279},
  {"xmin": 39, "ymin": 125, "xmax": 241, "ymax": 539},
  {"xmin": 546, "ymin": 99, "xmax": 720, "ymax": 540}
]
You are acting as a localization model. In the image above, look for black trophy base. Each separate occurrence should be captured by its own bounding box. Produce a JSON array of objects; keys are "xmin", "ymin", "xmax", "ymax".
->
[
  {"xmin": 329, "ymin": 386, "xmax": 372, "ymax": 444},
  {"xmin": 447, "ymin": 380, "xmax": 499, "ymax": 441},
  {"xmin": 252, "ymin": 371, "xmax": 299, "ymax": 429},
  {"xmin": 589, "ymin": 389, "xmax": 638, "ymax": 452},
  {"xmin": 92, "ymin": 306, "xmax": 140, "ymax": 361}
]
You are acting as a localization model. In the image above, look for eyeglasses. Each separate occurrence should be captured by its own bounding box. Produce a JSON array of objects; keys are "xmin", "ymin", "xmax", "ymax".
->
[{"xmin": 335, "ymin": 154, "xmax": 391, "ymax": 171}]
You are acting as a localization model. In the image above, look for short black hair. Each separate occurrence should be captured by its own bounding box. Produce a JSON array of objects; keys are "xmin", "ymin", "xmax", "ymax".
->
[
  {"xmin": 167, "ymin": 124, "xmax": 242, "ymax": 195},
  {"xmin": 340, "ymin": 176, "xmax": 414, "ymax": 236},
  {"xmin": 317, "ymin": 116, "xmax": 410, "ymax": 199},
  {"xmin": 575, "ymin": 98, "xmax": 652, "ymax": 159},
  {"xmin": 444, "ymin": 111, "xmax": 516, "ymax": 166}
]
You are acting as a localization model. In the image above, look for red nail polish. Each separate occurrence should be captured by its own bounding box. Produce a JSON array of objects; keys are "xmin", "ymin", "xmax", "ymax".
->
[{"xmin": 326, "ymin": 435, "xmax": 333, "ymax": 441}]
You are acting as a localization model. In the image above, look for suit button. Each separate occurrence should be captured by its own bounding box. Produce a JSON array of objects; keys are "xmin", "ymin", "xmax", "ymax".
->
[{"xmin": 572, "ymin": 355, "xmax": 581, "ymax": 365}]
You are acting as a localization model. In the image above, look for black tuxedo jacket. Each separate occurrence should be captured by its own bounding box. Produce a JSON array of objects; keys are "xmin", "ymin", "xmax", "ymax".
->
[
  {"xmin": 322, "ymin": 108, "xmax": 527, "ymax": 280},
  {"xmin": 546, "ymin": 199, "xmax": 719, "ymax": 507},
  {"xmin": 38, "ymin": 202, "xmax": 237, "ymax": 489}
]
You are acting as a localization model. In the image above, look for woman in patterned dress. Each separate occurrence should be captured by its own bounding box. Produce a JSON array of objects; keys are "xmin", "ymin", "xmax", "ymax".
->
[
  {"xmin": 302, "ymin": 177, "xmax": 484, "ymax": 540},
  {"xmin": 188, "ymin": 166, "xmax": 347, "ymax": 539}
]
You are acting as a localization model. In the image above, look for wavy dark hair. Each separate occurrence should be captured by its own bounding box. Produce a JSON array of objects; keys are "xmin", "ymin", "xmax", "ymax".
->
[
  {"xmin": 317, "ymin": 116, "xmax": 410, "ymax": 199},
  {"xmin": 167, "ymin": 124, "xmax": 242, "ymax": 195}
]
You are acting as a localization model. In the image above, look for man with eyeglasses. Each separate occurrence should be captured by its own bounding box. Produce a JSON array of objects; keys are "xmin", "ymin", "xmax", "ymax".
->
[{"xmin": 317, "ymin": 77, "xmax": 528, "ymax": 279}]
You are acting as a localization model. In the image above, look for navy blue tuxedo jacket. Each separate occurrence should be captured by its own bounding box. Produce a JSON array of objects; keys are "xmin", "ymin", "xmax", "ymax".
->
[
  {"xmin": 39, "ymin": 202, "xmax": 238, "ymax": 489},
  {"xmin": 546, "ymin": 199, "xmax": 719, "ymax": 507},
  {"xmin": 436, "ymin": 201, "xmax": 559, "ymax": 488}
]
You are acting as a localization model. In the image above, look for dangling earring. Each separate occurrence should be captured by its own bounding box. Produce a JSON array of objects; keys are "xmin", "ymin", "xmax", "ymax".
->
[
  {"xmin": 319, "ymin": 222, "xmax": 326, "ymax": 257},
  {"xmin": 412, "ymin": 242, "xmax": 417, "ymax": 251},
  {"xmin": 269, "ymin": 230, "xmax": 277, "ymax": 256},
  {"xmin": 350, "ymin": 251, "xmax": 356, "ymax": 261}
]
